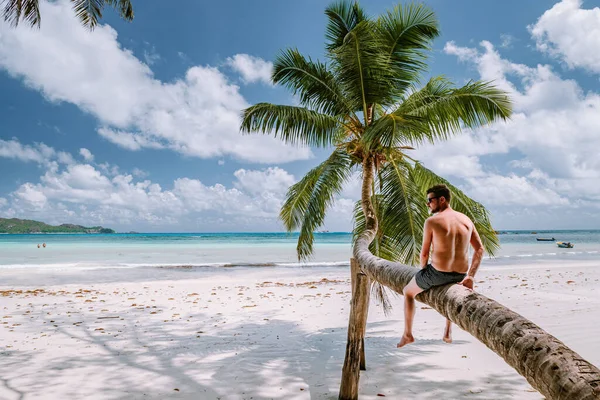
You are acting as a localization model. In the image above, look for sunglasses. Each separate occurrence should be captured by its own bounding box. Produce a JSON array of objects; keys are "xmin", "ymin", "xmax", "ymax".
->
[{"xmin": 426, "ymin": 196, "xmax": 438, "ymax": 204}]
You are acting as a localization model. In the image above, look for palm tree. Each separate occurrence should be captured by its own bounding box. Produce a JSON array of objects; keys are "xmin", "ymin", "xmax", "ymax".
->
[
  {"xmin": 3, "ymin": 0, "xmax": 134, "ymax": 29},
  {"xmin": 241, "ymin": 2, "xmax": 600, "ymax": 399},
  {"xmin": 242, "ymin": 1, "xmax": 507, "ymax": 268}
]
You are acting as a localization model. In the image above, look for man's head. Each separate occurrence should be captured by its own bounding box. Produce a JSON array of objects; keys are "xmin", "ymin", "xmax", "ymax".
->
[{"xmin": 426, "ymin": 184, "xmax": 451, "ymax": 213}]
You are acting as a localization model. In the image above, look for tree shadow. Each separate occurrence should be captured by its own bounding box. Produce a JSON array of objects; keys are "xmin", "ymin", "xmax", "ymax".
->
[
  {"xmin": 0, "ymin": 307, "xmax": 537, "ymax": 399},
  {"xmin": 0, "ymin": 349, "xmax": 29, "ymax": 400}
]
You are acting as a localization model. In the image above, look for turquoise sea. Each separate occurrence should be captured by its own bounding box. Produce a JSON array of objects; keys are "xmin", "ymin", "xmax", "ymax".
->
[{"xmin": 1, "ymin": 230, "xmax": 599, "ymax": 270}]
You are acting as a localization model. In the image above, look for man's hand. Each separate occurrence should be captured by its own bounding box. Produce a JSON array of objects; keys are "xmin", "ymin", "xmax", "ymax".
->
[{"xmin": 460, "ymin": 276, "xmax": 474, "ymax": 290}]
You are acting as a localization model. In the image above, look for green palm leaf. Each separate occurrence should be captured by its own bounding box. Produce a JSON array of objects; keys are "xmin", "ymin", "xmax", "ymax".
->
[
  {"xmin": 403, "ymin": 77, "xmax": 512, "ymax": 139},
  {"xmin": 411, "ymin": 162, "xmax": 500, "ymax": 256},
  {"xmin": 2, "ymin": 0, "xmax": 39, "ymax": 27},
  {"xmin": 72, "ymin": 0, "xmax": 134, "ymax": 29},
  {"xmin": 272, "ymin": 49, "xmax": 356, "ymax": 117},
  {"xmin": 324, "ymin": 0, "xmax": 368, "ymax": 51},
  {"xmin": 105, "ymin": 0, "xmax": 133, "ymax": 21},
  {"xmin": 331, "ymin": 20, "xmax": 398, "ymax": 118},
  {"xmin": 280, "ymin": 149, "xmax": 353, "ymax": 260},
  {"xmin": 366, "ymin": 77, "xmax": 512, "ymax": 149},
  {"xmin": 240, "ymin": 103, "xmax": 343, "ymax": 147},
  {"xmin": 353, "ymin": 159, "xmax": 427, "ymax": 265},
  {"xmin": 3, "ymin": 0, "xmax": 134, "ymax": 29},
  {"xmin": 378, "ymin": 3, "xmax": 440, "ymax": 95},
  {"xmin": 71, "ymin": 0, "xmax": 103, "ymax": 28}
]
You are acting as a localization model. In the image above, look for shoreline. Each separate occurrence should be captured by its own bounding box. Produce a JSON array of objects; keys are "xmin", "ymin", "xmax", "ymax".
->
[{"xmin": 1, "ymin": 262, "xmax": 599, "ymax": 399}]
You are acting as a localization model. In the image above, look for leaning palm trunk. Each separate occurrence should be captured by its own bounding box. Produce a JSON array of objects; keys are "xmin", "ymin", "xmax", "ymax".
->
[
  {"xmin": 239, "ymin": 1, "xmax": 599, "ymax": 398},
  {"xmin": 349, "ymin": 227, "xmax": 600, "ymax": 400}
]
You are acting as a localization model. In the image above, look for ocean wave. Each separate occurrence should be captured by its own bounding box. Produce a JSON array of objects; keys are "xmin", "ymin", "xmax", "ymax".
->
[{"xmin": 0, "ymin": 261, "xmax": 352, "ymax": 270}]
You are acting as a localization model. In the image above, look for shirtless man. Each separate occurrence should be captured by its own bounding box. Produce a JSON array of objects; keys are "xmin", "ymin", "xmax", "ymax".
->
[{"xmin": 397, "ymin": 184, "xmax": 484, "ymax": 348}]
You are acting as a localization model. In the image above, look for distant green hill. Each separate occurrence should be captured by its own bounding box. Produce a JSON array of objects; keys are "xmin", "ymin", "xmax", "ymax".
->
[{"xmin": 0, "ymin": 218, "xmax": 115, "ymax": 234}]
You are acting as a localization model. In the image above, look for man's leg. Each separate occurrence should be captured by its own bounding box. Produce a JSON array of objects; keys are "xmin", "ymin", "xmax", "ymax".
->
[
  {"xmin": 397, "ymin": 276, "xmax": 424, "ymax": 348},
  {"xmin": 443, "ymin": 318, "xmax": 452, "ymax": 343}
]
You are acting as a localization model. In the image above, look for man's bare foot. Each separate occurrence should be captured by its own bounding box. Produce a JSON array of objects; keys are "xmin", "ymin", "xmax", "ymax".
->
[
  {"xmin": 443, "ymin": 324, "xmax": 452, "ymax": 343},
  {"xmin": 396, "ymin": 334, "xmax": 415, "ymax": 348}
]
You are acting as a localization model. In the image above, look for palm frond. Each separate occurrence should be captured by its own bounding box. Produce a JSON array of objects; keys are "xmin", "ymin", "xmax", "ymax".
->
[
  {"xmin": 411, "ymin": 162, "xmax": 500, "ymax": 256},
  {"xmin": 105, "ymin": 0, "xmax": 133, "ymax": 21},
  {"xmin": 280, "ymin": 149, "xmax": 353, "ymax": 260},
  {"xmin": 3, "ymin": 0, "xmax": 40, "ymax": 28},
  {"xmin": 324, "ymin": 0, "xmax": 368, "ymax": 51},
  {"xmin": 331, "ymin": 20, "xmax": 398, "ymax": 117},
  {"xmin": 240, "ymin": 103, "xmax": 343, "ymax": 147},
  {"xmin": 354, "ymin": 160, "xmax": 427, "ymax": 265},
  {"xmin": 4, "ymin": 0, "xmax": 135, "ymax": 29},
  {"xmin": 272, "ymin": 49, "xmax": 357, "ymax": 117},
  {"xmin": 71, "ymin": 0, "xmax": 103, "ymax": 29},
  {"xmin": 378, "ymin": 3, "xmax": 440, "ymax": 96},
  {"xmin": 362, "ymin": 112, "xmax": 428, "ymax": 153},
  {"xmin": 403, "ymin": 77, "xmax": 512, "ymax": 141},
  {"xmin": 71, "ymin": 0, "xmax": 134, "ymax": 29},
  {"xmin": 378, "ymin": 159, "xmax": 429, "ymax": 264},
  {"xmin": 367, "ymin": 77, "xmax": 512, "ymax": 149}
]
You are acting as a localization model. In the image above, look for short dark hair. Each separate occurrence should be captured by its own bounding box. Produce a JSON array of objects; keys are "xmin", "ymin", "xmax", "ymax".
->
[{"xmin": 427, "ymin": 184, "xmax": 451, "ymax": 203}]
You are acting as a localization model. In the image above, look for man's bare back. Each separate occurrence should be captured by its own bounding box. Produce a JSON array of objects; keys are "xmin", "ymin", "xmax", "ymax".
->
[
  {"xmin": 426, "ymin": 209, "xmax": 474, "ymax": 274},
  {"xmin": 397, "ymin": 184, "xmax": 484, "ymax": 348}
]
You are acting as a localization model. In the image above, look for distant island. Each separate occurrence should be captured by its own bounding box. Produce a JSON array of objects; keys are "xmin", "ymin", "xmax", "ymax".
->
[{"xmin": 0, "ymin": 218, "xmax": 115, "ymax": 234}]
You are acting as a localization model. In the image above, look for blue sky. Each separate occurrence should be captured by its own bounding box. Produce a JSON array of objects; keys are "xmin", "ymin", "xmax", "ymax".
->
[{"xmin": 1, "ymin": 0, "xmax": 600, "ymax": 232}]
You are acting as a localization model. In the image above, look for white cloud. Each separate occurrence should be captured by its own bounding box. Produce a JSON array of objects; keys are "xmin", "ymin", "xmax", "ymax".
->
[
  {"xmin": 233, "ymin": 167, "xmax": 295, "ymax": 196},
  {"xmin": 464, "ymin": 174, "xmax": 568, "ymax": 206},
  {"xmin": 509, "ymin": 159, "xmax": 534, "ymax": 169},
  {"xmin": 132, "ymin": 168, "xmax": 148, "ymax": 178},
  {"xmin": 0, "ymin": 138, "xmax": 362, "ymax": 231},
  {"xmin": 79, "ymin": 148, "xmax": 94, "ymax": 162},
  {"xmin": 0, "ymin": 138, "xmax": 75, "ymax": 166},
  {"xmin": 226, "ymin": 54, "xmax": 273, "ymax": 84},
  {"xmin": 500, "ymin": 34, "xmax": 515, "ymax": 49},
  {"xmin": 14, "ymin": 183, "xmax": 48, "ymax": 207},
  {"xmin": 97, "ymin": 128, "xmax": 165, "ymax": 151},
  {"xmin": 0, "ymin": 139, "xmax": 47, "ymax": 164},
  {"xmin": 422, "ymin": 39, "xmax": 600, "ymax": 216},
  {"xmin": 143, "ymin": 44, "xmax": 160, "ymax": 65},
  {"xmin": 0, "ymin": 1, "xmax": 310, "ymax": 164},
  {"xmin": 1, "ymin": 139, "xmax": 307, "ymax": 230},
  {"xmin": 530, "ymin": 0, "xmax": 600, "ymax": 73}
]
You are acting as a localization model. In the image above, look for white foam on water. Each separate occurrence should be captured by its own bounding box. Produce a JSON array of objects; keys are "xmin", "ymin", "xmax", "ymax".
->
[{"xmin": 0, "ymin": 260, "xmax": 353, "ymax": 270}]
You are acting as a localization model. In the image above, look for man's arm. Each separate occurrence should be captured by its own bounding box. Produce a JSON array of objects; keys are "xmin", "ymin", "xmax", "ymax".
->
[
  {"xmin": 420, "ymin": 219, "xmax": 433, "ymax": 268},
  {"xmin": 467, "ymin": 225, "xmax": 484, "ymax": 278}
]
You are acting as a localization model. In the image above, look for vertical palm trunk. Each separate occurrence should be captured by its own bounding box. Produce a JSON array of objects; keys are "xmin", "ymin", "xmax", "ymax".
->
[
  {"xmin": 339, "ymin": 158, "xmax": 378, "ymax": 400},
  {"xmin": 339, "ymin": 258, "xmax": 371, "ymax": 400},
  {"xmin": 360, "ymin": 156, "xmax": 378, "ymax": 234}
]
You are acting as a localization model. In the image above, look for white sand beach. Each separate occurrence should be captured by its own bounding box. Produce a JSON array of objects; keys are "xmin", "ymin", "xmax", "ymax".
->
[{"xmin": 1, "ymin": 261, "xmax": 599, "ymax": 399}]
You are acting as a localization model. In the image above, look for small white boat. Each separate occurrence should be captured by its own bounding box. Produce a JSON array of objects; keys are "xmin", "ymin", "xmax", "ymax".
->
[{"xmin": 557, "ymin": 241, "xmax": 574, "ymax": 249}]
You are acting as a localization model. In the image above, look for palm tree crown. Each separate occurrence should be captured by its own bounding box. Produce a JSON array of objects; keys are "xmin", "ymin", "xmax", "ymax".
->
[
  {"xmin": 241, "ymin": 1, "xmax": 512, "ymax": 265},
  {"xmin": 3, "ymin": 0, "xmax": 134, "ymax": 29}
]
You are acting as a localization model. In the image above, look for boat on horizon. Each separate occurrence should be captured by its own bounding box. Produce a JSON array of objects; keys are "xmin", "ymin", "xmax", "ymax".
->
[
  {"xmin": 536, "ymin": 237, "xmax": 555, "ymax": 241},
  {"xmin": 557, "ymin": 241, "xmax": 574, "ymax": 248}
]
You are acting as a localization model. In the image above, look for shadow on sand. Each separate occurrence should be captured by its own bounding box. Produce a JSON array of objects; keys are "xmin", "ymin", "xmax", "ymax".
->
[{"xmin": 0, "ymin": 310, "xmax": 534, "ymax": 400}]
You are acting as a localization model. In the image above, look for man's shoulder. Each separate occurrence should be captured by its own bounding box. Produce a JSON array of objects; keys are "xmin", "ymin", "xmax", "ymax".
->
[
  {"xmin": 425, "ymin": 214, "xmax": 440, "ymax": 223},
  {"xmin": 450, "ymin": 209, "xmax": 475, "ymax": 224}
]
